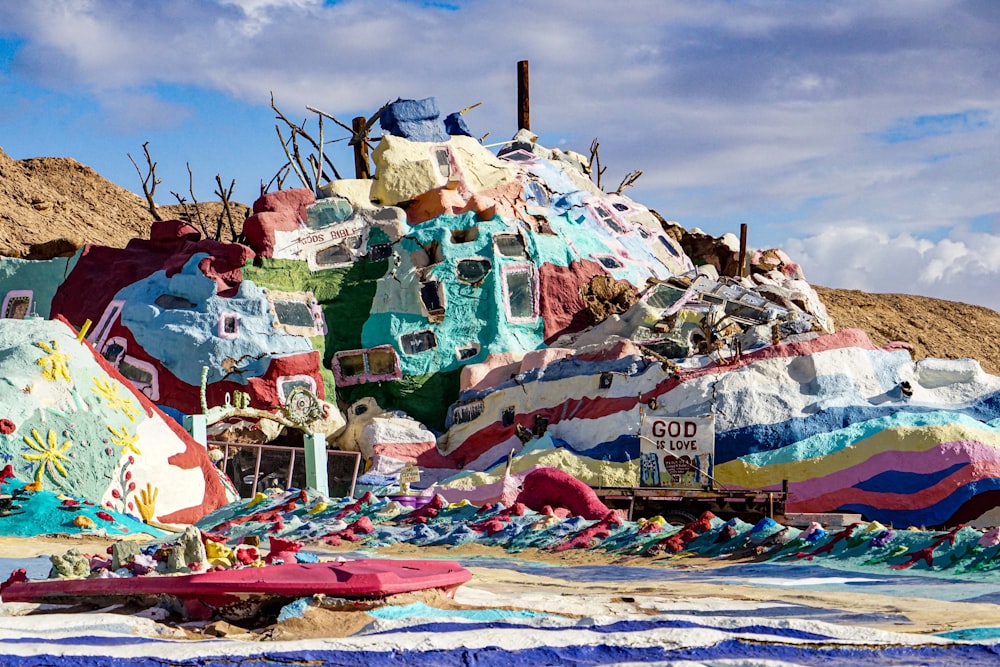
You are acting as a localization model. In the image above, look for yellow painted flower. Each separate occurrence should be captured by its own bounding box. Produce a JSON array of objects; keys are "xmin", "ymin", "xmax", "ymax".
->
[
  {"xmin": 22, "ymin": 428, "xmax": 73, "ymax": 487},
  {"xmin": 35, "ymin": 340, "xmax": 71, "ymax": 382},
  {"xmin": 92, "ymin": 377, "xmax": 140, "ymax": 422},
  {"xmin": 107, "ymin": 424, "xmax": 141, "ymax": 456}
]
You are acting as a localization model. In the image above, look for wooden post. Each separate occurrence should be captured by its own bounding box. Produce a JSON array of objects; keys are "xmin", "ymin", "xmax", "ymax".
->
[
  {"xmin": 738, "ymin": 223, "xmax": 748, "ymax": 278},
  {"xmin": 517, "ymin": 60, "xmax": 530, "ymax": 131},
  {"xmin": 352, "ymin": 116, "xmax": 371, "ymax": 179}
]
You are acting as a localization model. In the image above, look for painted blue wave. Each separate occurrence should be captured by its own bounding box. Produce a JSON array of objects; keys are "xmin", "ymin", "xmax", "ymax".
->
[
  {"xmin": 840, "ymin": 475, "xmax": 1000, "ymax": 526},
  {"xmin": 716, "ymin": 402, "xmax": 1000, "ymax": 465},
  {"xmin": 854, "ymin": 462, "xmax": 967, "ymax": 494}
]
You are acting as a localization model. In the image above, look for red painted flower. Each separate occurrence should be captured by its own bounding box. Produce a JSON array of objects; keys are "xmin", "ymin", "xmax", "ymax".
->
[{"xmin": 0, "ymin": 419, "xmax": 15, "ymax": 435}]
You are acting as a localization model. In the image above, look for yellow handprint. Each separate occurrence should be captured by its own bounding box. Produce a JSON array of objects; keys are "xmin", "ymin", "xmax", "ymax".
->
[{"xmin": 135, "ymin": 483, "xmax": 158, "ymax": 522}]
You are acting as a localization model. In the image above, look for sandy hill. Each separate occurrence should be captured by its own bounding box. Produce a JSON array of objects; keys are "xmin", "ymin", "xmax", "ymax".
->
[{"xmin": 1, "ymin": 148, "xmax": 997, "ymax": 375}]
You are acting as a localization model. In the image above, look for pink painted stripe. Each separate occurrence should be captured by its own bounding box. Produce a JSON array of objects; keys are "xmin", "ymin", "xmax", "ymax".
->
[
  {"xmin": 793, "ymin": 460, "xmax": 1000, "ymax": 513},
  {"xmin": 791, "ymin": 439, "xmax": 1000, "ymax": 503}
]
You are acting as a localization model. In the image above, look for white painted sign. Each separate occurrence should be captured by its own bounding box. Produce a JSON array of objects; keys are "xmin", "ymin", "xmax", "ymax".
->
[{"xmin": 638, "ymin": 415, "xmax": 714, "ymax": 488}]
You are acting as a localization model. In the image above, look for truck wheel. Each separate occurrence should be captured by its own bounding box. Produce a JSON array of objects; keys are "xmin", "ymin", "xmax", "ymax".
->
[{"xmin": 661, "ymin": 510, "xmax": 698, "ymax": 527}]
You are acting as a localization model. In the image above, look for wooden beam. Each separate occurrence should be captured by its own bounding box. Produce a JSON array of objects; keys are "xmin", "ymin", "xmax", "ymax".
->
[
  {"xmin": 738, "ymin": 223, "xmax": 748, "ymax": 278},
  {"xmin": 352, "ymin": 116, "xmax": 371, "ymax": 179},
  {"xmin": 517, "ymin": 60, "xmax": 530, "ymax": 131}
]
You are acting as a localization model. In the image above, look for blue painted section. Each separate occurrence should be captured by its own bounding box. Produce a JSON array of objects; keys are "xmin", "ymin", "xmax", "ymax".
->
[
  {"xmin": 854, "ymin": 462, "xmax": 967, "ymax": 494},
  {"xmin": 115, "ymin": 254, "xmax": 313, "ymax": 385},
  {"xmin": 840, "ymin": 474, "xmax": 1000, "ymax": 526},
  {"xmin": 0, "ymin": 637, "xmax": 997, "ymax": 666},
  {"xmin": 717, "ymin": 407, "xmax": 1000, "ymax": 465},
  {"xmin": 368, "ymin": 601, "xmax": 551, "ymax": 621},
  {"xmin": 380, "ymin": 97, "xmax": 449, "ymax": 142},
  {"xmin": 457, "ymin": 354, "xmax": 659, "ymax": 402}
]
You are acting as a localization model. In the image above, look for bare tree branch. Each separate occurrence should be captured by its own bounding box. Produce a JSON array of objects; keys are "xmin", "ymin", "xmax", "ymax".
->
[
  {"xmin": 588, "ymin": 139, "xmax": 607, "ymax": 190},
  {"xmin": 128, "ymin": 141, "xmax": 163, "ymax": 221},
  {"xmin": 214, "ymin": 175, "xmax": 239, "ymax": 242},
  {"xmin": 614, "ymin": 169, "xmax": 643, "ymax": 194}
]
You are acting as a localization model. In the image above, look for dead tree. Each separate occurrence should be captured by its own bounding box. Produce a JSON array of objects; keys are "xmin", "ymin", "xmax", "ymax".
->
[
  {"xmin": 270, "ymin": 92, "xmax": 348, "ymax": 194},
  {"xmin": 306, "ymin": 100, "xmax": 390, "ymax": 182},
  {"xmin": 170, "ymin": 163, "xmax": 242, "ymax": 242},
  {"xmin": 214, "ymin": 175, "xmax": 240, "ymax": 242},
  {"xmin": 588, "ymin": 139, "xmax": 607, "ymax": 191},
  {"xmin": 170, "ymin": 163, "xmax": 207, "ymax": 237},
  {"xmin": 589, "ymin": 139, "xmax": 643, "ymax": 194},
  {"xmin": 128, "ymin": 141, "xmax": 163, "ymax": 221}
]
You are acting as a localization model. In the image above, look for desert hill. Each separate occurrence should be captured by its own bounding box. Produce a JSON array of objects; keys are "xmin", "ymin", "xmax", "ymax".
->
[{"xmin": 1, "ymin": 147, "xmax": 997, "ymax": 375}]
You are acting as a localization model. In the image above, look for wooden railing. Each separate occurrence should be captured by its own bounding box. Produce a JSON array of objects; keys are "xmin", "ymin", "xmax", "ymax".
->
[{"xmin": 208, "ymin": 440, "xmax": 361, "ymax": 499}]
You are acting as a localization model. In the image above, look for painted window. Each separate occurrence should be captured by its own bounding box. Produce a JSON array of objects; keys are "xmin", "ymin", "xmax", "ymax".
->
[
  {"xmin": 456, "ymin": 257, "xmax": 491, "ymax": 284},
  {"xmin": 400, "ymin": 330, "xmax": 437, "ymax": 355},
  {"xmin": 498, "ymin": 148, "xmax": 537, "ymax": 164},
  {"xmin": 276, "ymin": 375, "xmax": 317, "ymax": 404},
  {"xmin": 101, "ymin": 337, "xmax": 127, "ymax": 364},
  {"xmin": 595, "ymin": 255, "xmax": 623, "ymax": 270},
  {"xmin": 333, "ymin": 346, "xmax": 402, "ymax": 386},
  {"xmin": 494, "ymin": 234, "xmax": 527, "ymax": 258},
  {"xmin": 154, "ymin": 294, "xmax": 195, "ymax": 309},
  {"xmin": 314, "ymin": 243, "xmax": 355, "ymax": 267},
  {"xmin": 658, "ymin": 235, "xmax": 682, "ymax": 258},
  {"xmin": 367, "ymin": 243, "xmax": 392, "ymax": 261},
  {"xmin": 273, "ymin": 300, "xmax": 315, "ymax": 328},
  {"xmin": 501, "ymin": 262, "xmax": 538, "ymax": 323},
  {"xmin": 589, "ymin": 201, "xmax": 628, "ymax": 234},
  {"xmin": 265, "ymin": 290, "xmax": 326, "ymax": 337},
  {"xmin": 89, "ymin": 300, "xmax": 125, "ymax": 350},
  {"xmin": 455, "ymin": 343, "xmax": 480, "ymax": 362},
  {"xmin": 451, "ymin": 400, "xmax": 484, "ymax": 426},
  {"xmin": 306, "ymin": 197, "xmax": 353, "ymax": 229},
  {"xmin": 118, "ymin": 356, "xmax": 159, "ymax": 401},
  {"xmin": 218, "ymin": 313, "xmax": 240, "ymax": 339},
  {"xmin": 451, "ymin": 227, "xmax": 479, "ymax": 243},
  {"xmin": 419, "ymin": 280, "xmax": 446, "ymax": 321},
  {"xmin": 432, "ymin": 146, "xmax": 452, "ymax": 180},
  {"xmin": 2, "ymin": 290, "xmax": 32, "ymax": 319},
  {"xmin": 524, "ymin": 180, "xmax": 550, "ymax": 207}
]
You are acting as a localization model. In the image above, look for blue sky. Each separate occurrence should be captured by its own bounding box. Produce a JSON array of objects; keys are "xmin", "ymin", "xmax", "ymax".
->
[{"xmin": 1, "ymin": 0, "xmax": 999, "ymax": 309}]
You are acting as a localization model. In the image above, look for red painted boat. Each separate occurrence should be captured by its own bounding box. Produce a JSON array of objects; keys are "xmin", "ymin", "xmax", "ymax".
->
[{"xmin": 1, "ymin": 559, "xmax": 472, "ymax": 620}]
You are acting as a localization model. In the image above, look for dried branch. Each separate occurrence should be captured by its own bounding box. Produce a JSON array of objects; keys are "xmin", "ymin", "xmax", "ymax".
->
[
  {"xmin": 128, "ymin": 141, "xmax": 163, "ymax": 221},
  {"xmin": 614, "ymin": 169, "xmax": 643, "ymax": 194},
  {"xmin": 588, "ymin": 139, "xmax": 607, "ymax": 190},
  {"xmin": 213, "ymin": 175, "xmax": 239, "ymax": 242},
  {"xmin": 261, "ymin": 164, "xmax": 290, "ymax": 196},
  {"xmin": 181, "ymin": 163, "xmax": 208, "ymax": 237}
]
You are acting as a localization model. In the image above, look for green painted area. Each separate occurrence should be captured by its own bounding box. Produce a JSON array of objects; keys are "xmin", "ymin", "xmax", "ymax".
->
[
  {"xmin": 0, "ymin": 252, "xmax": 81, "ymax": 319},
  {"xmin": 244, "ymin": 254, "xmax": 463, "ymax": 427},
  {"xmin": 338, "ymin": 369, "xmax": 461, "ymax": 433},
  {"xmin": 242, "ymin": 256, "xmax": 388, "ymax": 399}
]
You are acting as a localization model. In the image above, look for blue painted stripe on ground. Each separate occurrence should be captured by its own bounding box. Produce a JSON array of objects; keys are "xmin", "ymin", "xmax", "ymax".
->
[{"xmin": 0, "ymin": 639, "xmax": 998, "ymax": 667}]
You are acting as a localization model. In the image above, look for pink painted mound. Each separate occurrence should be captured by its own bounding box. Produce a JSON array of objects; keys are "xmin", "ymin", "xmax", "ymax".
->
[
  {"xmin": 516, "ymin": 467, "xmax": 611, "ymax": 520},
  {"xmin": 1, "ymin": 559, "xmax": 471, "ymax": 606}
]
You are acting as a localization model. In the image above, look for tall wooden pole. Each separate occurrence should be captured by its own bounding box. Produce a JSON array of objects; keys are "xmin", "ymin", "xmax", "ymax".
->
[
  {"xmin": 517, "ymin": 60, "xmax": 530, "ymax": 131},
  {"xmin": 738, "ymin": 223, "xmax": 748, "ymax": 278},
  {"xmin": 352, "ymin": 116, "xmax": 371, "ymax": 179}
]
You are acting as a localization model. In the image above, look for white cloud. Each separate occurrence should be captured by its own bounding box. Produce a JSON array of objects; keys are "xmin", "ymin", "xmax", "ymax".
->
[{"xmin": 784, "ymin": 225, "xmax": 1000, "ymax": 310}]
